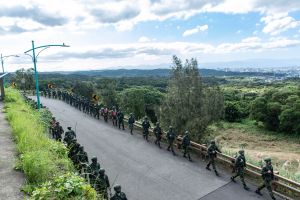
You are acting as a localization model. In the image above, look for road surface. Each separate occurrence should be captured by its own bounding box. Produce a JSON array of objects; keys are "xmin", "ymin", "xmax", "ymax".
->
[{"xmin": 37, "ymin": 97, "xmax": 276, "ymax": 200}]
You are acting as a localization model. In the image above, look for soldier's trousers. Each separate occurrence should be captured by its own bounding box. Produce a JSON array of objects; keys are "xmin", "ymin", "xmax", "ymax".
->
[
  {"xmin": 167, "ymin": 141, "xmax": 175, "ymax": 155},
  {"xmin": 155, "ymin": 136, "xmax": 161, "ymax": 147},
  {"xmin": 129, "ymin": 124, "xmax": 134, "ymax": 134},
  {"xmin": 183, "ymin": 146, "xmax": 191, "ymax": 160},
  {"xmin": 118, "ymin": 120, "xmax": 124, "ymax": 130},
  {"xmin": 257, "ymin": 180, "xmax": 275, "ymax": 198},
  {"xmin": 143, "ymin": 130, "xmax": 149, "ymax": 141},
  {"xmin": 232, "ymin": 168, "xmax": 246, "ymax": 185},
  {"xmin": 207, "ymin": 156, "xmax": 217, "ymax": 170}
]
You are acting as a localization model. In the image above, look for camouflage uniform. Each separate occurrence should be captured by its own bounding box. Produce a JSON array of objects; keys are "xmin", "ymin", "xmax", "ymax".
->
[
  {"xmin": 142, "ymin": 117, "xmax": 151, "ymax": 141},
  {"xmin": 256, "ymin": 158, "xmax": 276, "ymax": 200},
  {"xmin": 166, "ymin": 126, "xmax": 176, "ymax": 156},
  {"xmin": 94, "ymin": 168, "xmax": 110, "ymax": 199},
  {"xmin": 206, "ymin": 140, "xmax": 222, "ymax": 176},
  {"xmin": 88, "ymin": 157, "xmax": 101, "ymax": 186},
  {"xmin": 128, "ymin": 114, "xmax": 135, "ymax": 135},
  {"xmin": 153, "ymin": 122, "xmax": 162, "ymax": 148},
  {"xmin": 110, "ymin": 185, "xmax": 128, "ymax": 200},
  {"xmin": 63, "ymin": 127, "xmax": 76, "ymax": 145},
  {"xmin": 231, "ymin": 150, "xmax": 249, "ymax": 190},
  {"xmin": 182, "ymin": 131, "xmax": 192, "ymax": 161}
]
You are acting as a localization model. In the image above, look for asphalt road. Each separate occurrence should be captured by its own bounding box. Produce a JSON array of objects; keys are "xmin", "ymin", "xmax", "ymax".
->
[{"xmin": 37, "ymin": 96, "xmax": 277, "ymax": 200}]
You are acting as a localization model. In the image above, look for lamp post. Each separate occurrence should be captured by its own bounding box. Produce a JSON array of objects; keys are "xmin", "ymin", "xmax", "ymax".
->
[
  {"xmin": 24, "ymin": 40, "xmax": 70, "ymax": 109},
  {"xmin": 1, "ymin": 53, "xmax": 19, "ymax": 86}
]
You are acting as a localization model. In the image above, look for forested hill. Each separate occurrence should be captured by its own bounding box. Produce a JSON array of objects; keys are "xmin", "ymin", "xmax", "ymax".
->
[{"xmin": 43, "ymin": 68, "xmax": 285, "ymax": 77}]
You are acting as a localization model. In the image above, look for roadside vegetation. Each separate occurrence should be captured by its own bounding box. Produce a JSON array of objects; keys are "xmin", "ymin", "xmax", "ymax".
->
[{"xmin": 4, "ymin": 88, "xmax": 98, "ymax": 199}]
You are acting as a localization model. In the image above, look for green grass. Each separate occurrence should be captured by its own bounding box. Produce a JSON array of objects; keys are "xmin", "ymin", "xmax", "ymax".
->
[{"xmin": 4, "ymin": 88, "xmax": 98, "ymax": 199}]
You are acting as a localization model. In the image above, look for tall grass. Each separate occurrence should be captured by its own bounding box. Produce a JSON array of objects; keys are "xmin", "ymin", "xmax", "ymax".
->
[
  {"xmin": 5, "ymin": 89, "xmax": 73, "ymax": 186},
  {"xmin": 4, "ymin": 89, "xmax": 98, "ymax": 199}
]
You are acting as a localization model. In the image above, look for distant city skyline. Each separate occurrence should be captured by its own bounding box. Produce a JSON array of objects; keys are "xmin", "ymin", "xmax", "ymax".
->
[{"xmin": 1, "ymin": 0, "xmax": 300, "ymax": 72}]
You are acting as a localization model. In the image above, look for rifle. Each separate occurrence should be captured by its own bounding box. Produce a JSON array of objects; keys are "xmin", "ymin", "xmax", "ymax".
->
[{"xmin": 109, "ymin": 173, "xmax": 119, "ymax": 198}]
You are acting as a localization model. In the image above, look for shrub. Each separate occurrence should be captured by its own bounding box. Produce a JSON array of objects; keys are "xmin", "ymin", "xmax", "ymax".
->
[{"xmin": 31, "ymin": 173, "xmax": 97, "ymax": 200}]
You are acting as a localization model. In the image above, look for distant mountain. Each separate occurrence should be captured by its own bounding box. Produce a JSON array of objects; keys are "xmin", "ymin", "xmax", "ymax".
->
[{"xmin": 48, "ymin": 68, "xmax": 285, "ymax": 77}]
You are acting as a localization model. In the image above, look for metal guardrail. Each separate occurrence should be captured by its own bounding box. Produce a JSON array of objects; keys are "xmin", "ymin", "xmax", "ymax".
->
[{"xmin": 126, "ymin": 118, "xmax": 300, "ymax": 200}]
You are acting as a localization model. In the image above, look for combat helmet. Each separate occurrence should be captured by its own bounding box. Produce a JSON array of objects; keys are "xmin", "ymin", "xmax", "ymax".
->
[
  {"xmin": 239, "ymin": 149, "xmax": 245, "ymax": 155},
  {"xmin": 264, "ymin": 157, "xmax": 272, "ymax": 163},
  {"xmin": 114, "ymin": 184, "xmax": 121, "ymax": 192},
  {"xmin": 91, "ymin": 156, "xmax": 97, "ymax": 162},
  {"xmin": 99, "ymin": 168, "xmax": 105, "ymax": 174}
]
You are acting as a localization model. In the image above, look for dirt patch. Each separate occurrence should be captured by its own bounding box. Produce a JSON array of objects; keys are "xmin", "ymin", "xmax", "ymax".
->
[
  {"xmin": 0, "ymin": 103, "xmax": 25, "ymax": 199},
  {"xmin": 216, "ymin": 128, "xmax": 300, "ymax": 181}
]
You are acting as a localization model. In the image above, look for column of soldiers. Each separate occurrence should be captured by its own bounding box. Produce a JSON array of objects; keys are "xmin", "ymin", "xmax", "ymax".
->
[
  {"xmin": 42, "ymin": 89, "xmax": 277, "ymax": 200},
  {"xmin": 27, "ymin": 94, "xmax": 127, "ymax": 200}
]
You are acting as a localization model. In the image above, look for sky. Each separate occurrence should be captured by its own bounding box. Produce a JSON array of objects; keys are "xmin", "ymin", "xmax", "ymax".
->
[{"xmin": 1, "ymin": 0, "xmax": 300, "ymax": 72}]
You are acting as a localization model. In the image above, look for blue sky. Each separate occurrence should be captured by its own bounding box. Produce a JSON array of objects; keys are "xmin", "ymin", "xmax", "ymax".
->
[{"xmin": 1, "ymin": 0, "xmax": 300, "ymax": 71}]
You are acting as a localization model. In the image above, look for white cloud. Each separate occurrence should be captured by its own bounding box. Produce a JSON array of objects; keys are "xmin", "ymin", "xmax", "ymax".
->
[
  {"xmin": 182, "ymin": 25, "xmax": 208, "ymax": 37},
  {"xmin": 42, "ymin": 37, "xmax": 300, "ymax": 61},
  {"xmin": 138, "ymin": 36, "xmax": 151, "ymax": 43},
  {"xmin": 261, "ymin": 13, "xmax": 300, "ymax": 35},
  {"xmin": 1, "ymin": 0, "xmax": 300, "ymax": 32},
  {"xmin": 241, "ymin": 37, "xmax": 261, "ymax": 43}
]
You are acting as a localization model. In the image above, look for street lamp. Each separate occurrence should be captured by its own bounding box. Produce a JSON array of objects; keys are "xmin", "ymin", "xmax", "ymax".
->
[
  {"xmin": 24, "ymin": 40, "xmax": 70, "ymax": 109},
  {"xmin": 1, "ymin": 53, "xmax": 19, "ymax": 86}
]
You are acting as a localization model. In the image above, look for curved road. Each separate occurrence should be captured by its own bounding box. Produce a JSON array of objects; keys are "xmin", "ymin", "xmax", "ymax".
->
[{"xmin": 38, "ymin": 97, "xmax": 276, "ymax": 200}]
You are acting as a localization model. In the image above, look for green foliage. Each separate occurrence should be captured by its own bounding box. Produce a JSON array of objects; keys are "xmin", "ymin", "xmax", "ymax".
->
[
  {"xmin": 225, "ymin": 102, "xmax": 242, "ymax": 122},
  {"xmin": 96, "ymin": 78, "xmax": 117, "ymax": 108},
  {"xmin": 250, "ymin": 97, "xmax": 268, "ymax": 122},
  {"xmin": 31, "ymin": 173, "xmax": 97, "ymax": 200},
  {"xmin": 279, "ymin": 108, "xmax": 300, "ymax": 134},
  {"xmin": 160, "ymin": 56, "xmax": 224, "ymax": 140},
  {"xmin": 4, "ymin": 88, "xmax": 97, "ymax": 199},
  {"xmin": 118, "ymin": 86, "xmax": 164, "ymax": 121},
  {"xmin": 250, "ymin": 86, "xmax": 300, "ymax": 134},
  {"xmin": 72, "ymin": 81, "xmax": 96, "ymax": 99},
  {"xmin": 11, "ymin": 68, "xmax": 35, "ymax": 90}
]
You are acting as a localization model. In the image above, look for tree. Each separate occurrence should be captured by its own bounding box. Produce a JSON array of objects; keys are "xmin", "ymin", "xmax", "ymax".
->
[
  {"xmin": 160, "ymin": 56, "xmax": 224, "ymax": 141},
  {"xmin": 13, "ymin": 68, "xmax": 35, "ymax": 90},
  {"xmin": 265, "ymin": 102, "xmax": 281, "ymax": 131},
  {"xmin": 118, "ymin": 86, "xmax": 164, "ymax": 122},
  {"xmin": 250, "ymin": 97, "xmax": 267, "ymax": 122},
  {"xmin": 279, "ymin": 108, "xmax": 300, "ymax": 135},
  {"xmin": 225, "ymin": 102, "xmax": 241, "ymax": 122},
  {"xmin": 96, "ymin": 78, "xmax": 117, "ymax": 108},
  {"xmin": 72, "ymin": 81, "xmax": 95, "ymax": 99}
]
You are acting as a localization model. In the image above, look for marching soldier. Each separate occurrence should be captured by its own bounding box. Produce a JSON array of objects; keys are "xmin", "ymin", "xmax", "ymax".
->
[
  {"xmin": 94, "ymin": 168, "xmax": 110, "ymax": 199},
  {"xmin": 255, "ymin": 158, "xmax": 276, "ymax": 200},
  {"xmin": 111, "ymin": 107, "xmax": 118, "ymax": 127},
  {"xmin": 231, "ymin": 150, "xmax": 249, "ymax": 190},
  {"xmin": 50, "ymin": 117, "xmax": 56, "ymax": 139},
  {"xmin": 128, "ymin": 113, "xmax": 135, "ymax": 134},
  {"xmin": 88, "ymin": 156, "xmax": 101, "ymax": 185},
  {"xmin": 182, "ymin": 131, "xmax": 192, "ymax": 161},
  {"xmin": 63, "ymin": 127, "xmax": 76, "ymax": 145},
  {"xmin": 142, "ymin": 117, "xmax": 151, "ymax": 141},
  {"xmin": 54, "ymin": 121, "xmax": 64, "ymax": 142},
  {"xmin": 117, "ymin": 110, "xmax": 125, "ymax": 130},
  {"xmin": 153, "ymin": 122, "xmax": 162, "ymax": 148},
  {"xmin": 77, "ymin": 146, "xmax": 89, "ymax": 175},
  {"xmin": 166, "ymin": 126, "xmax": 176, "ymax": 156},
  {"xmin": 206, "ymin": 140, "xmax": 222, "ymax": 176},
  {"xmin": 110, "ymin": 184, "xmax": 127, "ymax": 200}
]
